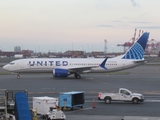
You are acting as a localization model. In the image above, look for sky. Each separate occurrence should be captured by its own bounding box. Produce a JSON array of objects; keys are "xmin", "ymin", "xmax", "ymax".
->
[{"xmin": 0, "ymin": 0, "xmax": 160, "ymax": 53}]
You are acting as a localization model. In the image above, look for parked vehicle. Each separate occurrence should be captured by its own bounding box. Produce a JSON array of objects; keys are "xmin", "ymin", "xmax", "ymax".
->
[
  {"xmin": 32, "ymin": 96, "xmax": 60, "ymax": 119},
  {"xmin": 59, "ymin": 91, "xmax": 84, "ymax": 110},
  {"xmin": 98, "ymin": 88, "xmax": 144, "ymax": 104}
]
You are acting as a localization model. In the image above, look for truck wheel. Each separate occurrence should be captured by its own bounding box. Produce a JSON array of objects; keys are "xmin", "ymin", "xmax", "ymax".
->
[
  {"xmin": 104, "ymin": 97, "xmax": 111, "ymax": 104},
  {"xmin": 132, "ymin": 98, "xmax": 139, "ymax": 104}
]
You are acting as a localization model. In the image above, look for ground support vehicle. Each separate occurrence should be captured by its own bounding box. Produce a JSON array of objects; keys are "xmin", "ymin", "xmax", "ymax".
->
[
  {"xmin": 46, "ymin": 107, "xmax": 66, "ymax": 120},
  {"xmin": 0, "ymin": 90, "xmax": 28, "ymax": 120},
  {"xmin": 98, "ymin": 88, "xmax": 144, "ymax": 104},
  {"xmin": 0, "ymin": 111, "xmax": 15, "ymax": 120},
  {"xmin": 33, "ymin": 96, "xmax": 66, "ymax": 119},
  {"xmin": 5, "ymin": 90, "xmax": 28, "ymax": 113},
  {"xmin": 0, "ymin": 105, "xmax": 6, "ymax": 120},
  {"xmin": 59, "ymin": 91, "xmax": 84, "ymax": 110}
]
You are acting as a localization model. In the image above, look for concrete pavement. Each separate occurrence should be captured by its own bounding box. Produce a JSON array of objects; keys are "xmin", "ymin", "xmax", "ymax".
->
[{"xmin": 66, "ymin": 115, "xmax": 160, "ymax": 120}]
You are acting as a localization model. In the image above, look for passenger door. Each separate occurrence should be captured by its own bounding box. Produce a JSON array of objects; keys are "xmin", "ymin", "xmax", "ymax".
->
[{"xmin": 119, "ymin": 90, "xmax": 132, "ymax": 101}]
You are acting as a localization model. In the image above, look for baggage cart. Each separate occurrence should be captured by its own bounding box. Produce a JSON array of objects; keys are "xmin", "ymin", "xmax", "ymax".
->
[
  {"xmin": 32, "ymin": 96, "xmax": 59, "ymax": 117},
  {"xmin": 59, "ymin": 91, "xmax": 84, "ymax": 110}
]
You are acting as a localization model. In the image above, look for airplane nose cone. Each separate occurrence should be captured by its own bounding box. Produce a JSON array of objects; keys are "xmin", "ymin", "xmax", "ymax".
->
[
  {"xmin": 3, "ymin": 65, "xmax": 6, "ymax": 69},
  {"xmin": 3, "ymin": 65, "xmax": 8, "ymax": 71}
]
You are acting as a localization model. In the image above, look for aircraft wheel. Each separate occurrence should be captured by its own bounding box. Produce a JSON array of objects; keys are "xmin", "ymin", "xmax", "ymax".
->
[
  {"xmin": 75, "ymin": 74, "xmax": 81, "ymax": 79},
  {"xmin": 17, "ymin": 75, "xmax": 20, "ymax": 79}
]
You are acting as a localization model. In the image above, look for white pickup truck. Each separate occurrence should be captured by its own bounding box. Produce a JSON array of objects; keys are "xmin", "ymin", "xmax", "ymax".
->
[{"xmin": 98, "ymin": 88, "xmax": 144, "ymax": 104}]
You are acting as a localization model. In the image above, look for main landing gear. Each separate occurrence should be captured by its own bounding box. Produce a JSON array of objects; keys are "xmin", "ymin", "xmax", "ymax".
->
[
  {"xmin": 74, "ymin": 73, "xmax": 81, "ymax": 79},
  {"xmin": 17, "ymin": 74, "xmax": 20, "ymax": 79}
]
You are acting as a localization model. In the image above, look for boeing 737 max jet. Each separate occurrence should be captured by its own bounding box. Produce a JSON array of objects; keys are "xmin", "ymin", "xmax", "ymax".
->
[{"xmin": 3, "ymin": 32, "xmax": 149, "ymax": 79}]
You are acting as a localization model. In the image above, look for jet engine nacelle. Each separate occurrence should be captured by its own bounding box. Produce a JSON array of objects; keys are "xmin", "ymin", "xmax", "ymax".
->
[{"xmin": 53, "ymin": 68, "xmax": 70, "ymax": 77}]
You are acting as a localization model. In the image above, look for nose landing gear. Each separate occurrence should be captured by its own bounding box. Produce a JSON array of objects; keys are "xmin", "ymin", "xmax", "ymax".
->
[{"xmin": 17, "ymin": 74, "xmax": 20, "ymax": 79}]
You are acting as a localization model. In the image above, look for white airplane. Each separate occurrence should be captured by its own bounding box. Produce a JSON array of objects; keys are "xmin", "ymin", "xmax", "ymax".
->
[{"xmin": 3, "ymin": 32, "xmax": 149, "ymax": 79}]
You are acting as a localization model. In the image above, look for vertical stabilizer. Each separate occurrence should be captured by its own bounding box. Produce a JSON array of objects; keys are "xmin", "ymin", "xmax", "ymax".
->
[{"xmin": 122, "ymin": 32, "xmax": 149, "ymax": 59}]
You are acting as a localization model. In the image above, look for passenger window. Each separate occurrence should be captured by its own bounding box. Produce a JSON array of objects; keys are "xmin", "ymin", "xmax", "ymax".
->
[
  {"xmin": 121, "ymin": 90, "xmax": 130, "ymax": 95},
  {"xmin": 124, "ymin": 90, "xmax": 130, "ymax": 95}
]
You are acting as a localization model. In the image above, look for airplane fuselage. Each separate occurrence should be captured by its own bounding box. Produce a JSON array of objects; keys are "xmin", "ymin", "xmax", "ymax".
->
[{"xmin": 3, "ymin": 58, "xmax": 140, "ymax": 74}]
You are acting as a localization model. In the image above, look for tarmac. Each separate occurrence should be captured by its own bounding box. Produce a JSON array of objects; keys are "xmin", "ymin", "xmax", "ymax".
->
[{"xmin": 66, "ymin": 115, "xmax": 160, "ymax": 120}]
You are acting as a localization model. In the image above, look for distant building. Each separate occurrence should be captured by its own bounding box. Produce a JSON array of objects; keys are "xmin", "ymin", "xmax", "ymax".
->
[
  {"xmin": 0, "ymin": 51, "xmax": 14, "ymax": 58},
  {"xmin": 14, "ymin": 46, "xmax": 21, "ymax": 53},
  {"xmin": 14, "ymin": 54, "xmax": 23, "ymax": 58},
  {"xmin": 91, "ymin": 51, "xmax": 105, "ymax": 58},
  {"xmin": 21, "ymin": 50, "xmax": 31, "ymax": 58},
  {"xmin": 64, "ymin": 50, "xmax": 84, "ymax": 58}
]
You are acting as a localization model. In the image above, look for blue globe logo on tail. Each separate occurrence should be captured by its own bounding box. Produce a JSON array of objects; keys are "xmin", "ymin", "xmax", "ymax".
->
[{"xmin": 122, "ymin": 32, "xmax": 149, "ymax": 60}]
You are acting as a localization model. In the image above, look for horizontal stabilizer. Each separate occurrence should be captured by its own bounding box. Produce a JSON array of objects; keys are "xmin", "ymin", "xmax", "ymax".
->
[{"xmin": 100, "ymin": 57, "xmax": 108, "ymax": 70}]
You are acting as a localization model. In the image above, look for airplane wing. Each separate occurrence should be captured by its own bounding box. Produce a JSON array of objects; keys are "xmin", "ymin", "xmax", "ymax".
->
[
  {"xmin": 67, "ymin": 57, "xmax": 109, "ymax": 73},
  {"xmin": 68, "ymin": 66, "xmax": 98, "ymax": 73}
]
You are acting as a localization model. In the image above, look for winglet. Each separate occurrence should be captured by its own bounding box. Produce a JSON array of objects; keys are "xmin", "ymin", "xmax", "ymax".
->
[
  {"xmin": 100, "ymin": 57, "xmax": 108, "ymax": 70},
  {"xmin": 122, "ymin": 32, "xmax": 149, "ymax": 60}
]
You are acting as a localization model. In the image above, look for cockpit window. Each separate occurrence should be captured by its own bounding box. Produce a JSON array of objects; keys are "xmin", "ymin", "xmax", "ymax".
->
[{"xmin": 9, "ymin": 62, "xmax": 15, "ymax": 65}]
